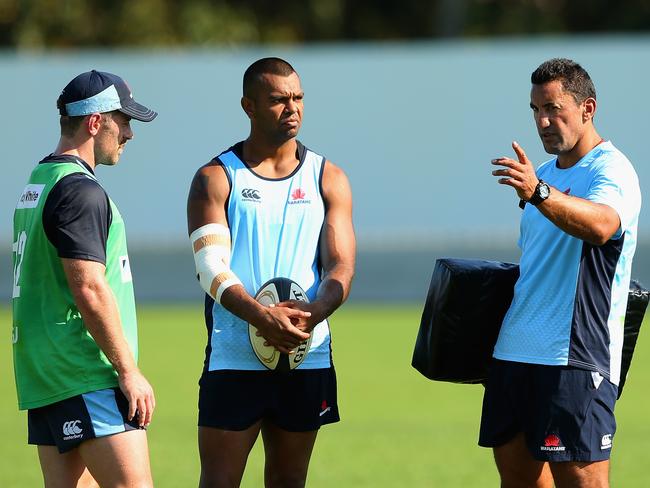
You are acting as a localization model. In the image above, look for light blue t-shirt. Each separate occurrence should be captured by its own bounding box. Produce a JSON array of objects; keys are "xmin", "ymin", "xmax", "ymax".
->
[
  {"xmin": 494, "ymin": 141, "xmax": 641, "ymax": 385},
  {"xmin": 205, "ymin": 141, "xmax": 332, "ymax": 370}
]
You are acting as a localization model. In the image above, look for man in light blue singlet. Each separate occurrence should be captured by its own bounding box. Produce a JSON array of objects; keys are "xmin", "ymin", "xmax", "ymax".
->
[
  {"xmin": 481, "ymin": 58, "xmax": 641, "ymax": 488},
  {"xmin": 186, "ymin": 57, "xmax": 356, "ymax": 487}
]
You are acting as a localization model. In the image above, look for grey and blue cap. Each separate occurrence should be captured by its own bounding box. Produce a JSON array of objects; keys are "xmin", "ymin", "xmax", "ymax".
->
[{"xmin": 57, "ymin": 70, "xmax": 157, "ymax": 122}]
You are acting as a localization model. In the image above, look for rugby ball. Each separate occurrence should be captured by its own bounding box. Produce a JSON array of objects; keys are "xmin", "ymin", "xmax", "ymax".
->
[{"xmin": 248, "ymin": 277, "xmax": 312, "ymax": 371}]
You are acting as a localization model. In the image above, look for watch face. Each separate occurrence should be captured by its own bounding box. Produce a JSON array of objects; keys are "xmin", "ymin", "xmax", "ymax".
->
[{"xmin": 539, "ymin": 183, "xmax": 550, "ymax": 199}]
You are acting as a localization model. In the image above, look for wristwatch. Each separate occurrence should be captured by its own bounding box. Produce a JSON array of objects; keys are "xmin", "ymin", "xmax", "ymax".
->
[{"xmin": 528, "ymin": 179, "xmax": 550, "ymax": 206}]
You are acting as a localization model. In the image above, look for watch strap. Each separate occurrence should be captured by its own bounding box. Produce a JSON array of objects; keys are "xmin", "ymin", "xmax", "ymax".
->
[{"xmin": 529, "ymin": 179, "xmax": 549, "ymax": 206}]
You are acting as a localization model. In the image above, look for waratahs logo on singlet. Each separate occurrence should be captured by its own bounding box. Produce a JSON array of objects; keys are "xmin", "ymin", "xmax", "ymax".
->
[{"xmin": 288, "ymin": 187, "xmax": 310, "ymax": 205}]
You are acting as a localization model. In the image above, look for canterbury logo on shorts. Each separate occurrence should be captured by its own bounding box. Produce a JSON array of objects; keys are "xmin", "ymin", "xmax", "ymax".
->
[{"xmin": 62, "ymin": 420, "xmax": 83, "ymax": 440}]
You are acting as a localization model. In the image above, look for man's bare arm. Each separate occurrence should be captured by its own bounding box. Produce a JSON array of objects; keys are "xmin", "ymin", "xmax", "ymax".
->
[
  {"xmin": 492, "ymin": 142, "xmax": 620, "ymax": 245},
  {"xmin": 279, "ymin": 161, "xmax": 356, "ymax": 329},
  {"xmin": 62, "ymin": 258, "xmax": 155, "ymax": 427}
]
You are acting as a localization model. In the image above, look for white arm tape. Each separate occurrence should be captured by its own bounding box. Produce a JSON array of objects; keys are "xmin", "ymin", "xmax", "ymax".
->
[{"xmin": 190, "ymin": 223, "xmax": 243, "ymax": 303}]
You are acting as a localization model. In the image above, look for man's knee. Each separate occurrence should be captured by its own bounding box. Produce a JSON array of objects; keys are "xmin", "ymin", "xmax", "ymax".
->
[
  {"xmin": 199, "ymin": 469, "xmax": 243, "ymax": 488},
  {"xmin": 265, "ymin": 470, "xmax": 308, "ymax": 488}
]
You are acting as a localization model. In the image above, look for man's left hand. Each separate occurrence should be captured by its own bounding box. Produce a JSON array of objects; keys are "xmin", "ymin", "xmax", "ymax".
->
[
  {"xmin": 492, "ymin": 141, "xmax": 539, "ymax": 201},
  {"xmin": 276, "ymin": 300, "xmax": 325, "ymax": 333}
]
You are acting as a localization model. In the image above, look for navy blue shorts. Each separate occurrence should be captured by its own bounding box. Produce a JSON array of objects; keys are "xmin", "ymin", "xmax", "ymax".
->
[
  {"xmin": 28, "ymin": 387, "xmax": 142, "ymax": 453},
  {"xmin": 479, "ymin": 360, "xmax": 618, "ymax": 462},
  {"xmin": 198, "ymin": 368, "xmax": 339, "ymax": 431}
]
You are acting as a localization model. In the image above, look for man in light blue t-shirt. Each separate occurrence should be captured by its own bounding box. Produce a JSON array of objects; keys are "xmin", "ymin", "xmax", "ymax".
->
[{"xmin": 481, "ymin": 58, "xmax": 641, "ymax": 488}]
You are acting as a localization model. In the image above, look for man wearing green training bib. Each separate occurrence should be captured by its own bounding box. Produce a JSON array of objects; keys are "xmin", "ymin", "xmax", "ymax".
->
[{"xmin": 12, "ymin": 70, "xmax": 157, "ymax": 487}]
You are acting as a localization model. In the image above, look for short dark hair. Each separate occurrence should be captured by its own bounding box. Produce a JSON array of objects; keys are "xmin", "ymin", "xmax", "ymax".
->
[
  {"xmin": 59, "ymin": 112, "xmax": 113, "ymax": 137},
  {"xmin": 243, "ymin": 57, "xmax": 297, "ymax": 98},
  {"xmin": 531, "ymin": 58, "xmax": 596, "ymax": 103},
  {"xmin": 59, "ymin": 115, "xmax": 85, "ymax": 137}
]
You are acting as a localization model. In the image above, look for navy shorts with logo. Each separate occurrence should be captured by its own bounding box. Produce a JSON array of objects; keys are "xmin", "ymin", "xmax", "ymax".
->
[
  {"xmin": 199, "ymin": 367, "xmax": 339, "ymax": 432},
  {"xmin": 479, "ymin": 360, "xmax": 618, "ymax": 462},
  {"xmin": 28, "ymin": 387, "xmax": 142, "ymax": 453}
]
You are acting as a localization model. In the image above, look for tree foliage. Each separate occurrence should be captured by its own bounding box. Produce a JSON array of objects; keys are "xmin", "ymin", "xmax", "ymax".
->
[{"xmin": 1, "ymin": 0, "xmax": 649, "ymax": 48}]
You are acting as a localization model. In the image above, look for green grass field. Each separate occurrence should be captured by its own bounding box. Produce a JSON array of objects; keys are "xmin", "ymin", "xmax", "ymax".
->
[{"xmin": 1, "ymin": 304, "xmax": 649, "ymax": 487}]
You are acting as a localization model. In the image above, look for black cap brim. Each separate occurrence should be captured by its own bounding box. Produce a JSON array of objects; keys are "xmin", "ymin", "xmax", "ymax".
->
[{"xmin": 119, "ymin": 99, "xmax": 158, "ymax": 122}]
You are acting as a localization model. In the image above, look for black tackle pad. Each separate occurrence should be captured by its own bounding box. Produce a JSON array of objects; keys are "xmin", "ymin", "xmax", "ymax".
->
[
  {"xmin": 411, "ymin": 258, "xmax": 519, "ymax": 384},
  {"xmin": 411, "ymin": 257, "xmax": 648, "ymax": 397}
]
